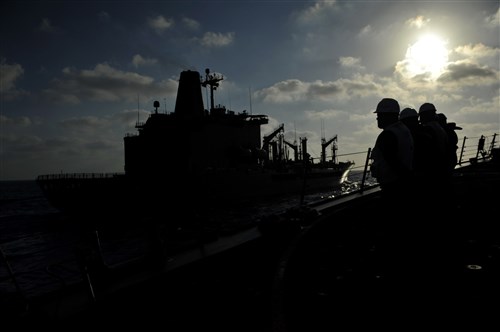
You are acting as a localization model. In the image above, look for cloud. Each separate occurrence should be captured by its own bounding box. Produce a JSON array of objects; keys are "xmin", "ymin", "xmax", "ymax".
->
[
  {"xmin": 454, "ymin": 96, "xmax": 500, "ymax": 137},
  {"xmin": 84, "ymin": 140, "xmax": 116, "ymax": 150},
  {"xmin": 198, "ymin": 32, "xmax": 234, "ymax": 47},
  {"xmin": 38, "ymin": 18, "xmax": 58, "ymax": 33},
  {"xmin": 0, "ymin": 130, "xmax": 123, "ymax": 179},
  {"xmin": 132, "ymin": 54, "xmax": 158, "ymax": 68},
  {"xmin": 60, "ymin": 116, "xmax": 107, "ymax": 130},
  {"xmin": 147, "ymin": 15, "xmax": 174, "ymax": 35},
  {"xmin": 255, "ymin": 79, "xmax": 309, "ymax": 103},
  {"xmin": 454, "ymin": 43, "xmax": 499, "ymax": 60},
  {"xmin": 98, "ymin": 11, "xmax": 110, "ymax": 22},
  {"xmin": 338, "ymin": 56, "xmax": 364, "ymax": 70},
  {"xmin": 42, "ymin": 63, "xmax": 178, "ymax": 104},
  {"xmin": 111, "ymin": 109, "xmax": 150, "ymax": 126},
  {"xmin": 308, "ymin": 81, "xmax": 344, "ymax": 99},
  {"xmin": 358, "ymin": 25, "xmax": 372, "ymax": 36},
  {"xmin": 0, "ymin": 134, "xmax": 46, "ymax": 154},
  {"xmin": 485, "ymin": 7, "xmax": 500, "ymax": 27},
  {"xmin": 255, "ymin": 75, "xmax": 381, "ymax": 104},
  {"xmin": 394, "ymin": 55, "xmax": 499, "ymax": 96},
  {"xmin": 405, "ymin": 15, "xmax": 430, "ymax": 29},
  {"xmin": 0, "ymin": 59, "xmax": 28, "ymax": 101},
  {"xmin": 1, "ymin": 109, "xmax": 142, "ymax": 178},
  {"xmin": 437, "ymin": 60, "xmax": 498, "ymax": 85},
  {"xmin": 336, "ymin": 75, "xmax": 381, "ymax": 98},
  {"xmin": 182, "ymin": 17, "xmax": 200, "ymax": 30},
  {"xmin": 0, "ymin": 115, "xmax": 32, "ymax": 127},
  {"xmin": 295, "ymin": 0, "xmax": 338, "ymax": 25},
  {"xmin": 58, "ymin": 109, "xmax": 149, "ymax": 134},
  {"xmin": 394, "ymin": 58, "xmax": 435, "ymax": 85}
]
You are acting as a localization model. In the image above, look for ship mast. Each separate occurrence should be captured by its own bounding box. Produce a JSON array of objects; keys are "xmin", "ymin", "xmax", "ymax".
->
[{"xmin": 201, "ymin": 68, "xmax": 223, "ymax": 111}]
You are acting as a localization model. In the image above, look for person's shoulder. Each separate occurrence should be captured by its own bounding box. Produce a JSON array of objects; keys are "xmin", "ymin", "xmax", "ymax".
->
[{"xmin": 379, "ymin": 129, "xmax": 397, "ymax": 142}]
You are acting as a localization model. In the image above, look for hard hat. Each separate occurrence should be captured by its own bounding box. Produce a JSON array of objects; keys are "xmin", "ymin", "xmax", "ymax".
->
[
  {"xmin": 437, "ymin": 113, "xmax": 447, "ymax": 120},
  {"xmin": 448, "ymin": 122, "xmax": 462, "ymax": 130},
  {"xmin": 399, "ymin": 108, "xmax": 418, "ymax": 120},
  {"xmin": 374, "ymin": 98, "xmax": 400, "ymax": 114},
  {"xmin": 419, "ymin": 102, "xmax": 437, "ymax": 114}
]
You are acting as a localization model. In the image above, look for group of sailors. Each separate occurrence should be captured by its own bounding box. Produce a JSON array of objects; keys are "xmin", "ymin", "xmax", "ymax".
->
[
  {"xmin": 370, "ymin": 97, "xmax": 460, "ymax": 206},
  {"xmin": 369, "ymin": 98, "xmax": 464, "ymax": 282}
]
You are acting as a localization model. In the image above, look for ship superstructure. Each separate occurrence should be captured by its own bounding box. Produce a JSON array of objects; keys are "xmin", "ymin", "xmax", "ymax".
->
[{"xmin": 124, "ymin": 69, "xmax": 269, "ymax": 178}]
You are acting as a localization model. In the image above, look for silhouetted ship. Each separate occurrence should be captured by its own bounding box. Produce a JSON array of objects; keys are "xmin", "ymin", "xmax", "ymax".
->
[{"xmin": 37, "ymin": 68, "xmax": 353, "ymax": 217}]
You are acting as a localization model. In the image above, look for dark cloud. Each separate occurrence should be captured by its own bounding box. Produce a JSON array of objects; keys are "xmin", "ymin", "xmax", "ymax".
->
[
  {"xmin": 0, "ymin": 59, "xmax": 28, "ymax": 101},
  {"xmin": 84, "ymin": 140, "xmax": 116, "ymax": 150},
  {"xmin": 0, "ymin": 115, "xmax": 32, "ymax": 127},
  {"xmin": 438, "ymin": 61, "xmax": 497, "ymax": 84},
  {"xmin": 42, "ymin": 63, "xmax": 178, "ymax": 104}
]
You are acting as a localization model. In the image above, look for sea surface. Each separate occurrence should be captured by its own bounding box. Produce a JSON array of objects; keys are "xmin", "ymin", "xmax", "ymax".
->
[{"xmin": 0, "ymin": 171, "xmax": 374, "ymax": 300}]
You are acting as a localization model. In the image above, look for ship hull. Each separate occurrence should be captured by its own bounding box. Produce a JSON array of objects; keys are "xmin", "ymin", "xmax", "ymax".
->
[
  {"xmin": 37, "ymin": 164, "xmax": 352, "ymax": 219},
  {"xmin": 200, "ymin": 166, "xmax": 351, "ymax": 199}
]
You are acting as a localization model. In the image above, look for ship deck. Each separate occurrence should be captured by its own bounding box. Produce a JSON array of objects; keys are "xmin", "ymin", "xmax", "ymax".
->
[{"xmin": 273, "ymin": 157, "xmax": 500, "ymax": 331}]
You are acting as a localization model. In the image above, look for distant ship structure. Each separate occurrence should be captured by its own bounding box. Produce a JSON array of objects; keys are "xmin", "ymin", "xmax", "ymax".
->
[
  {"xmin": 124, "ymin": 69, "xmax": 270, "ymax": 178},
  {"xmin": 37, "ymin": 68, "xmax": 353, "ymax": 216}
]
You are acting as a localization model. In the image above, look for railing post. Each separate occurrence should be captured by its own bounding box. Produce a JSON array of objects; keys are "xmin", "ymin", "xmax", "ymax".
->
[
  {"xmin": 360, "ymin": 148, "xmax": 372, "ymax": 193},
  {"xmin": 458, "ymin": 136, "xmax": 467, "ymax": 165},
  {"xmin": 489, "ymin": 133, "xmax": 497, "ymax": 155},
  {"xmin": 476, "ymin": 135, "xmax": 485, "ymax": 160}
]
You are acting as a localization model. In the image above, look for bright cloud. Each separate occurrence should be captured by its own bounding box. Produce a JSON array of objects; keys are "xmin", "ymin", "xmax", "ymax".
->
[
  {"xmin": 406, "ymin": 15, "xmax": 430, "ymax": 29},
  {"xmin": 199, "ymin": 32, "xmax": 234, "ymax": 47},
  {"xmin": 147, "ymin": 15, "xmax": 174, "ymax": 35}
]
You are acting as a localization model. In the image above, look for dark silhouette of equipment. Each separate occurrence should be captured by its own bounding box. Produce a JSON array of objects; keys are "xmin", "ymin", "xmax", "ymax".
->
[
  {"xmin": 477, "ymin": 135, "xmax": 487, "ymax": 159},
  {"xmin": 321, "ymin": 135, "xmax": 338, "ymax": 164},
  {"xmin": 263, "ymin": 123, "xmax": 285, "ymax": 163},
  {"xmin": 283, "ymin": 139, "xmax": 299, "ymax": 162},
  {"xmin": 201, "ymin": 68, "xmax": 224, "ymax": 112}
]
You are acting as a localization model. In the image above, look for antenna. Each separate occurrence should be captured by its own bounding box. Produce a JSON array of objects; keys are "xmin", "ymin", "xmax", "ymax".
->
[
  {"xmin": 201, "ymin": 68, "xmax": 223, "ymax": 111},
  {"xmin": 204, "ymin": 82, "xmax": 209, "ymax": 111},
  {"xmin": 137, "ymin": 94, "xmax": 140, "ymax": 123},
  {"xmin": 294, "ymin": 122, "xmax": 297, "ymax": 144},
  {"xmin": 249, "ymin": 86, "xmax": 253, "ymax": 115},
  {"xmin": 321, "ymin": 119, "xmax": 325, "ymax": 141}
]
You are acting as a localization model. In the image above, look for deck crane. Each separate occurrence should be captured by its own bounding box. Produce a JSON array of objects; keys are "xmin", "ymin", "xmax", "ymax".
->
[
  {"xmin": 262, "ymin": 123, "xmax": 285, "ymax": 163},
  {"xmin": 283, "ymin": 139, "xmax": 299, "ymax": 162},
  {"xmin": 321, "ymin": 135, "xmax": 338, "ymax": 164}
]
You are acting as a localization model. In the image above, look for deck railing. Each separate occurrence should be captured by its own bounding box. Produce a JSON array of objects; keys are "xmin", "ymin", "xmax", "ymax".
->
[
  {"xmin": 341, "ymin": 132, "xmax": 499, "ymax": 194},
  {"xmin": 37, "ymin": 173, "xmax": 124, "ymax": 181}
]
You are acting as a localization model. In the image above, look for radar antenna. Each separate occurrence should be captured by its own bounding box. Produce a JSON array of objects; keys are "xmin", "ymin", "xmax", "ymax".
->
[
  {"xmin": 201, "ymin": 68, "xmax": 223, "ymax": 111},
  {"xmin": 153, "ymin": 100, "xmax": 160, "ymax": 114}
]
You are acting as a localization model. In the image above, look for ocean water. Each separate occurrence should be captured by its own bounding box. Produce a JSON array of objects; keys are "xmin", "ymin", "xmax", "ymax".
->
[
  {"xmin": 0, "ymin": 180, "xmax": 153, "ymax": 299},
  {"xmin": 0, "ymin": 171, "xmax": 372, "ymax": 300}
]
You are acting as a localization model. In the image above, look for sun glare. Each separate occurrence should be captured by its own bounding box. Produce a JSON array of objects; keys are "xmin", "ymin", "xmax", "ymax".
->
[{"xmin": 405, "ymin": 34, "xmax": 449, "ymax": 80}]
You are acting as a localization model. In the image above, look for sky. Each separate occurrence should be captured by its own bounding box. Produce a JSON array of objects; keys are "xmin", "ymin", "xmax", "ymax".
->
[{"xmin": 1, "ymin": 0, "xmax": 499, "ymax": 180}]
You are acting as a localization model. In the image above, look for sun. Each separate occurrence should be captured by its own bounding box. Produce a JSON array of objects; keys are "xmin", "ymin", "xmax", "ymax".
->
[{"xmin": 404, "ymin": 34, "xmax": 449, "ymax": 80}]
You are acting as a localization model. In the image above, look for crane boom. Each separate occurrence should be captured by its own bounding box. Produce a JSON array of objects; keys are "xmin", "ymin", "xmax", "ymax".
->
[
  {"xmin": 321, "ymin": 135, "xmax": 338, "ymax": 164},
  {"xmin": 283, "ymin": 139, "xmax": 298, "ymax": 161},
  {"xmin": 263, "ymin": 123, "xmax": 284, "ymax": 149}
]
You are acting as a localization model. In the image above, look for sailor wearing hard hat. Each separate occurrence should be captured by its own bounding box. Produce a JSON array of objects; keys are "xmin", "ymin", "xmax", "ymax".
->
[{"xmin": 370, "ymin": 98, "xmax": 414, "ymax": 196}]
